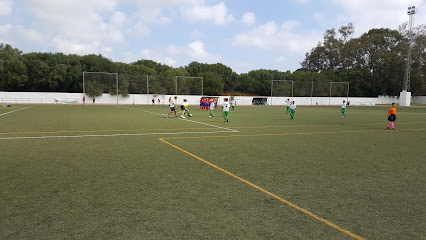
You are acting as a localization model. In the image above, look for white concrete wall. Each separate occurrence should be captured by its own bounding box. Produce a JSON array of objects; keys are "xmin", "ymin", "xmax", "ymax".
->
[
  {"xmin": 0, "ymin": 91, "xmax": 410, "ymax": 106},
  {"xmin": 412, "ymin": 96, "xmax": 426, "ymax": 104}
]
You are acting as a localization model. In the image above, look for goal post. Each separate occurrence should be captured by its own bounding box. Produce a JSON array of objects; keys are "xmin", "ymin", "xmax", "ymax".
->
[
  {"xmin": 175, "ymin": 76, "xmax": 203, "ymax": 95},
  {"xmin": 330, "ymin": 82, "xmax": 349, "ymax": 105},
  {"xmin": 271, "ymin": 80, "xmax": 293, "ymax": 105},
  {"xmin": 83, "ymin": 71, "xmax": 119, "ymax": 104}
]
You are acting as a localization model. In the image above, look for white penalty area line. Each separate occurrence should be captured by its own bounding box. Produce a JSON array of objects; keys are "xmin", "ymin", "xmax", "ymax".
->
[
  {"xmin": 119, "ymin": 106, "xmax": 239, "ymax": 133},
  {"xmin": 0, "ymin": 106, "xmax": 30, "ymax": 117},
  {"xmin": 0, "ymin": 130, "xmax": 233, "ymax": 140}
]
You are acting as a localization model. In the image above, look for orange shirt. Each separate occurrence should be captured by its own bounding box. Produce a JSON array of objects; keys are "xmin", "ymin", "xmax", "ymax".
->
[{"xmin": 388, "ymin": 107, "xmax": 396, "ymax": 116}]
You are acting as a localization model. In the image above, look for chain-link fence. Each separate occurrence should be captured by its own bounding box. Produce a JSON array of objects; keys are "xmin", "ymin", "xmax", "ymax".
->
[{"xmin": 83, "ymin": 73, "xmax": 203, "ymax": 97}]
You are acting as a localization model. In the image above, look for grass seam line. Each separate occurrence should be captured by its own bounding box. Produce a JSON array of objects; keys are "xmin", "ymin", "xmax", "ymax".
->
[
  {"xmin": 158, "ymin": 138, "xmax": 365, "ymax": 240},
  {"xmin": 0, "ymin": 131, "xmax": 232, "ymax": 140},
  {"xmin": 161, "ymin": 128, "xmax": 426, "ymax": 140},
  {"xmin": 119, "ymin": 106, "xmax": 239, "ymax": 133},
  {"xmin": 231, "ymin": 122, "xmax": 426, "ymax": 129},
  {"xmin": 0, "ymin": 127, "xmax": 220, "ymax": 135},
  {"xmin": 0, "ymin": 106, "xmax": 30, "ymax": 117}
]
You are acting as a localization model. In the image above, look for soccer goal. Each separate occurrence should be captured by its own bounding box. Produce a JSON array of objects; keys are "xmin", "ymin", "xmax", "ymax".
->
[
  {"xmin": 176, "ymin": 76, "xmax": 203, "ymax": 95},
  {"xmin": 83, "ymin": 72, "xmax": 118, "ymax": 104},
  {"xmin": 330, "ymin": 82, "xmax": 349, "ymax": 105},
  {"xmin": 271, "ymin": 80, "xmax": 293, "ymax": 105}
]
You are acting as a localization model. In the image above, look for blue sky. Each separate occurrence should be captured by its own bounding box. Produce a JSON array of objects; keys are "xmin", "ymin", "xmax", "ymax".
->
[{"xmin": 0, "ymin": 0, "xmax": 425, "ymax": 73}]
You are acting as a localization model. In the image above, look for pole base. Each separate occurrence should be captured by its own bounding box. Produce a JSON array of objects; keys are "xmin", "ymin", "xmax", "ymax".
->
[{"xmin": 399, "ymin": 91, "xmax": 411, "ymax": 106}]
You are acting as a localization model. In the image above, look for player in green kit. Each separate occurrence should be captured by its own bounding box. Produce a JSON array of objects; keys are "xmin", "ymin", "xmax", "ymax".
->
[
  {"xmin": 231, "ymin": 97, "xmax": 236, "ymax": 112},
  {"xmin": 209, "ymin": 98, "xmax": 214, "ymax": 117},
  {"xmin": 341, "ymin": 100, "xmax": 346, "ymax": 117},
  {"xmin": 222, "ymin": 98, "xmax": 230, "ymax": 122},
  {"xmin": 285, "ymin": 98, "xmax": 291, "ymax": 114},
  {"xmin": 184, "ymin": 100, "xmax": 192, "ymax": 117},
  {"xmin": 290, "ymin": 100, "xmax": 296, "ymax": 120}
]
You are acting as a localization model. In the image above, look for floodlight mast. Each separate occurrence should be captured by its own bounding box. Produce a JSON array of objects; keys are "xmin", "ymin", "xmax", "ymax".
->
[{"xmin": 403, "ymin": 5, "xmax": 416, "ymax": 92}]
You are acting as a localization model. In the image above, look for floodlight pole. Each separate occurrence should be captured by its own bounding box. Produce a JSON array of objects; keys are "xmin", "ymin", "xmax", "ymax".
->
[
  {"xmin": 146, "ymin": 75, "xmax": 149, "ymax": 95},
  {"xmin": 116, "ymin": 73, "xmax": 118, "ymax": 104},
  {"xmin": 82, "ymin": 71, "xmax": 85, "ymax": 95},
  {"xmin": 346, "ymin": 82, "xmax": 350, "ymax": 102},
  {"xmin": 175, "ymin": 76, "xmax": 178, "ymax": 96},
  {"xmin": 403, "ymin": 5, "xmax": 416, "ymax": 92}
]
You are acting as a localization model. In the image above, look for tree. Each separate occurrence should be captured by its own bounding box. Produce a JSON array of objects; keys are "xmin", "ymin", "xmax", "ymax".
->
[
  {"xmin": 0, "ymin": 44, "xmax": 28, "ymax": 91},
  {"xmin": 198, "ymin": 72, "xmax": 224, "ymax": 96}
]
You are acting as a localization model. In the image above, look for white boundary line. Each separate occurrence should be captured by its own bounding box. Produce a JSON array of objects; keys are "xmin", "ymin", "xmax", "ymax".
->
[
  {"xmin": 119, "ymin": 106, "xmax": 239, "ymax": 133},
  {"xmin": 0, "ymin": 130, "xmax": 233, "ymax": 140},
  {"xmin": 0, "ymin": 107, "xmax": 30, "ymax": 117}
]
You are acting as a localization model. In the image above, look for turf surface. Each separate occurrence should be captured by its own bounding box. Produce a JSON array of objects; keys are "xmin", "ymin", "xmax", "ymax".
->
[{"xmin": 1, "ymin": 104, "xmax": 425, "ymax": 239}]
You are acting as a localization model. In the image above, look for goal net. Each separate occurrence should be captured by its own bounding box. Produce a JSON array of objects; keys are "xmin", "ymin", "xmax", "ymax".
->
[
  {"xmin": 176, "ymin": 76, "xmax": 203, "ymax": 95},
  {"xmin": 83, "ymin": 72, "xmax": 118, "ymax": 99},
  {"xmin": 330, "ymin": 82, "xmax": 349, "ymax": 105},
  {"xmin": 119, "ymin": 74, "xmax": 148, "ymax": 94}
]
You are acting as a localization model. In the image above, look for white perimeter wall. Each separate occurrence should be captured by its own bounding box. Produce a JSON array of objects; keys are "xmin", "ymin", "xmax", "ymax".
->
[{"xmin": 1, "ymin": 91, "xmax": 421, "ymax": 106}]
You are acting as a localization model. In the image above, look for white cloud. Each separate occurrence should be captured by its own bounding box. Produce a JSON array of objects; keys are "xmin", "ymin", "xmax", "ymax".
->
[
  {"xmin": 163, "ymin": 57, "xmax": 177, "ymax": 66},
  {"xmin": 131, "ymin": 0, "xmax": 203, "ymax": 8},
  {"xmin": 128, "ymin": 22, "xmax": 151, "ymax": 37},
  {"xmin": 167, "ymin": 45, "xmax": 181, "ymax": 55},
  {"xmin": 134, "ymin": 8, "xmax": 172, "ymax": 24},
  {"xmin": 8, "ymin": 0, "xmax": 131, "ymax": 57},
  {"xmin": 313, "ymin": 12, "xmax": 325, "ymax": 25},
  {"xmin": 190, "ymin": 29, "xmax": 205, "ymax": 40},
  {"xmin": 242, "ymin": 12, "xmax": 256, "ymax": 25},
  {"xmin": 111, "ymin": 11, "xmax": 126, "ymax": 26},
  {"xmin": 232, "ymin": 20, "xmax": 321, "ymax": 55},
  {"xmin": 51, "ymin": 36, "xmax": 100, "ymax": 55},
  {"xmin": 276, "ymin": 56, "xmax": 286, "ymax": 63},
  {"xmin": 140, "ymin": 48, "xmax": 178, "ymax": 67},
  {"xmin": 180, "ymin": 2, "xmax": 234, "ymax": 25},
  {"xmin": 0, "ymin": 24, "xmax": 12, "ymax": 34},
  {"xmin": 330, "ymin": 0, "xmax": 426, "ymax": 36},
  {"xmin": 0, "ymin": 0, "xmax": 13, "ymax": 15},
  {"xmin": 186, "ymin": 41, "xmax": 221, "ymax": 62}
]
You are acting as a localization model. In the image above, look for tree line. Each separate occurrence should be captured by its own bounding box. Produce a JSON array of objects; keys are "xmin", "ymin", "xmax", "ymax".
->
[{"xmin": 1, "ymin": 23, "xmax": 425, "ymax": 97}]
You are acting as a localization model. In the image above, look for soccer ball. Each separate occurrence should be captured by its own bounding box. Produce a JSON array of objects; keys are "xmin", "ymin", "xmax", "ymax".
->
[{"xmin": 189, "ymin": 114, "xmax": 192, "ymax": 117}]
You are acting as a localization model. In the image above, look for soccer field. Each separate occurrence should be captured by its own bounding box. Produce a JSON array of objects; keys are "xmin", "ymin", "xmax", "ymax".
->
[{"xmin": 1, "ymin": 104, "xmax": 425, "ymax": 239}]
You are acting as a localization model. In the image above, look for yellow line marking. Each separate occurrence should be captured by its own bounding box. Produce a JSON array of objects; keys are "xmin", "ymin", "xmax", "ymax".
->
[
  {"xmin": 161, "ymin": 128, "xmax": 426, "ymax": 140},
  {"xmin": 0, "ymin": 127, "xmax": 218, "ymax": 135},
  {"xmin": 158, "ymin": 138, "xmax": 365, "ymax": 240}
]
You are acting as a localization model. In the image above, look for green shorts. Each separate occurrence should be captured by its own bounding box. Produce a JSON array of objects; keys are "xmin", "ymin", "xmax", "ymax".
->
[
  {"xmin": 290, "ymin": 109, "xmax": 295, "ymax": 114},
  {"xmin": 223, "ymin": 111, "xmax": 229, "ymax": 116},
  {"xmin": 342, "ymin": 108, "xmax": 346, "ymax": 114}
]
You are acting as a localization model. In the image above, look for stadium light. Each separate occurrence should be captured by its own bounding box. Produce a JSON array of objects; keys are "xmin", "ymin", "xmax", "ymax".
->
[{"xmin": 403, "ymin": 5, "xmax": 416, "ymax": 92}]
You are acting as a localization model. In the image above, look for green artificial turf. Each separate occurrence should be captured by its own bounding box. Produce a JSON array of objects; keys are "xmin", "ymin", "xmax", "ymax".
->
[{"xmin": 1, "ymin": 104, "xmax": 425, "ymax": 239}]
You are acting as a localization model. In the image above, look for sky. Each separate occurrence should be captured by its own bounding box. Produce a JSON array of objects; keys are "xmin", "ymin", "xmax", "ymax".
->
[{"xmin": 0, "ymin": 0, "xmax": 425, "ymax": 73}]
